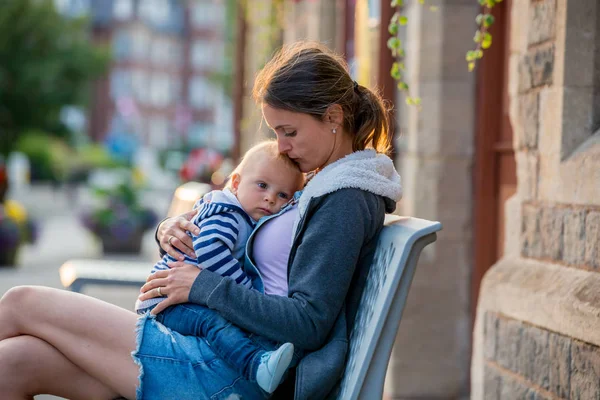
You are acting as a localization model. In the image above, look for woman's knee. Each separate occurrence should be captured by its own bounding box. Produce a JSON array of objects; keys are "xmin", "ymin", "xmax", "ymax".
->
[
  {"xmin": 1, "ymin": 286, "xmax": 41, "ymax": 309},
  {"xmin": 0, "ymin": 286, "xmax": 42, "ymax": 329}
]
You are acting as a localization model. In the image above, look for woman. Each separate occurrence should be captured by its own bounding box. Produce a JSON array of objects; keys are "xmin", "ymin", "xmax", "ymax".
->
[{"xmin": 0, "ymin": 42, "xmax": 401, "ymax": 400}]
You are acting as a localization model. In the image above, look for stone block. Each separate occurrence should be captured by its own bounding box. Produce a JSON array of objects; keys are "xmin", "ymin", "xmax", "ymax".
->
[
  {"xmin": 484, "ymin": 312, "xmax": 498, "ymax": 361},
  {"xmin": 540, "ymin": 207, "xmax": 564, "ymax": 261},
  {"xmin": 585, "ymin": 211, "xmax": 600, "ymax": 269},
  {"xmin": 517, "ymin": 325, "xmax": 550, "ymax": 390},
  {"xmin": 484, "ymin": 365, "xmax": 501, "ymax": 400},
  {"xmin": 570, "ymin": 340, "xmax": 600, "ymax": 400},
  {"xmin": 520, "ymin": 45, "xmax": 555, "ymax": 91},
  {"xmin": 499, "ymin": 374, "xmax": 537, "ymax": 400},
  {"xmin": 548, "ymin": 332, "xmax": 571, "ymax": 399},
  {"xmin": 521, "ymin": 204, "xmax": 543, "ymax": 259},
  {"xmin": 528, "ymin": 0, "xmax": 556, "ymax": 45},
  {"xmin": 563, "ymin": 209, "xmax": 587, "ymax": 266},
  {"xmin": 515, "ymin": 152, "xmax": 539, "ymax": 202},
  {"xmin": 518, "ymin": 92, "xmax": 540, "ymax": 150},
  {"xmin": 496, "ymin": 317, "xmax": 522, "ymax": 372}
]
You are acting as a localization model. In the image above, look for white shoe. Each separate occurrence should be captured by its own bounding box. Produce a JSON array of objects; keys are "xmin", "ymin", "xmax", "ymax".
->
[{"xmin": 256, "ymin": 342, "xmax": 294, "ymax": 393}]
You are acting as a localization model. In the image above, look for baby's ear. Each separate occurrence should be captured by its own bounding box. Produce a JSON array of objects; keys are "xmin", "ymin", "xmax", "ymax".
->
[{"xmin": 231, "ymin": 173, "xmax": 241, "ymax": 193}]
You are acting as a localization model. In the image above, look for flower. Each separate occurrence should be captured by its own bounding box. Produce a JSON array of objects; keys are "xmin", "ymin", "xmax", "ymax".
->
[
  {"xmin": 4, "ymin": 200, "xmax": 27, "ymax": 224},
  {"xmin": 0, "ymin": 200, "xmax": 38, "ymax": 251}
]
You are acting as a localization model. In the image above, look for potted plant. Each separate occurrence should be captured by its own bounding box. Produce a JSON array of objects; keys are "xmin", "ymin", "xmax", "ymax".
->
[
  {"xmin": 80, "ymin": 177, "xmax": 158, "ymax": 254},
  {"xmin": 0, "ymin": 200, "xmax": 39, "ymax": 266}
]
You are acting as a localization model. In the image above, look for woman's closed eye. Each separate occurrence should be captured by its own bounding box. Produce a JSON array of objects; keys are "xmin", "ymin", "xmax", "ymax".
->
[{"xmin": 283, "ymin": 130, "xmax": 297, "ymax": 137}]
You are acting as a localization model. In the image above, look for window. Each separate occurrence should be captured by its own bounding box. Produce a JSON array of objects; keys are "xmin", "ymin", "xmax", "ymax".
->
[
  {"xmin": 110, "ymin": 69, "xmax": 132, "ymax": 100},
  {"xmin": 130, "ymin": 27, "xmax": 150, "ymax": 61},
  {"xmin": 139, "ymin": 0, "xmax": 170, "ymax": 25},
  {"xmin": 113, "ymin": 0, "xmax": 133, "ymax": 20},
  {"xmin": 112, "ymin": 30, "xmax": 131, "ymax": 60},
  {"xmin": 188, "ymin": 122, "xmax": 213, "ymax": 147},
  {"xmin": 190, "ymin": 1, "xmax": 224, "ymax": 28},
  {"xmin": 191, "ymin": 41, "xmax": 213, "ymax": 69},
  {"xmin": 150, "ymin": 73, "xmax": 172, "ymax": 107},
  {"xmin": 189, "ymin": 77, "xmax": 214, "ymax": 109},
  {"xmin": 132, "ymin": 71, "xmax": 149, "ymax": 104},
  {"xmin": 147, "ymin": 117, "xmax": 170, "ymax": 149}
]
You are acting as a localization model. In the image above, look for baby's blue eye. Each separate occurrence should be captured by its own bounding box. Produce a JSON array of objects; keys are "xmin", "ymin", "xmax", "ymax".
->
[
  {"xmin": 278, "ymin": 192, "xmax": 289, "ymax": 199},
  {"xmin": 257, "ymin": 182, "xmax": 267, "ymax": 189}
]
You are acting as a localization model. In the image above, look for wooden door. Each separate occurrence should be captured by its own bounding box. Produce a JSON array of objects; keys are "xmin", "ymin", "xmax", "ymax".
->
[{"xmin": 472, "ymin": 0, "xmax": 516, "ymax": 320}]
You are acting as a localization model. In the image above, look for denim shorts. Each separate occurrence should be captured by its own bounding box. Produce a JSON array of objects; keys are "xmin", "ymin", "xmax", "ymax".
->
[{"xmin": 131, "ymin": 313, "xmax": 270, "ymax": 400}]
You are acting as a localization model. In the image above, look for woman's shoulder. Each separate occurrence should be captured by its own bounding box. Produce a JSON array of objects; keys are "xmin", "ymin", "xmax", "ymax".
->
[{"xmin": 319, "ymin": 188, "xmax": 395, "ymax": 213}]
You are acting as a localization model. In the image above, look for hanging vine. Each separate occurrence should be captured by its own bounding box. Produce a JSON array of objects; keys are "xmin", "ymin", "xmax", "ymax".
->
[{"xmin": 387, "ymin": 0, "xmax": 500, "ymax": 104}]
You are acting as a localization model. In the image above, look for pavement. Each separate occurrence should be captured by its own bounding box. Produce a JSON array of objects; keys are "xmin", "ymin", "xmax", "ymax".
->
[{"xmin": 0, "ymin": 184, "xmax": 173, "ymax": 399}]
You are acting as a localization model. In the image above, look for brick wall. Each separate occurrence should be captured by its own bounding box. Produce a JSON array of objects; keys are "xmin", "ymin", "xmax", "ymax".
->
[{"xmin": 484, "ymin": 312, "xmax": 600, "ymax": 400}]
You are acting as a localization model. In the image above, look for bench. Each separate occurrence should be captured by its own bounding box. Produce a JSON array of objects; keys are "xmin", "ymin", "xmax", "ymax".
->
[
  {"xmin": 335, "ymin": 215, "xmax": 441, "ymax": 400},
  {"xmin": 59, "ymin": 188, "xmax": 441, "ymax": 400}
]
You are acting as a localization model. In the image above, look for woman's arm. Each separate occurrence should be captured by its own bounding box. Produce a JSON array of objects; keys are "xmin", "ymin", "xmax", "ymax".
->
[{"xmin": 189, "ymin": 189, "xmax": 383, "ymax": 350}]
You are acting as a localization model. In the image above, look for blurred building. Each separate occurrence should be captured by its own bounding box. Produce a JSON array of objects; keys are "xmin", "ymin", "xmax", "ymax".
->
[{"xmin": 54, "ymin": 0, "xmax": 233, "ymax": 153}]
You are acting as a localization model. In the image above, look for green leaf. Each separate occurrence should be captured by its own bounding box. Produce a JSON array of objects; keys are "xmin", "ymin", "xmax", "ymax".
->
[
  {"xmin": 476, "ymin": 14, "xmax": 484, "ymax": 25},
  {"xmin": 399, "ymin": 16, "xmax": 408, "ymax": 25},
  {"xmin": 474, "ymin": 31, "xmax": 482, "ymax": 43},
  {"xmin": 482, "ymin": 32, "xmax": 492, "ymax": 49},
  {"xmin": 387, "ymin": 37, "xmax": 401, "ymax": 50},
  {"xmin": 484, "ymin": 14, "xmax": 495, "ymax": 27},
  {"xmin": 388, "ymin": 21, "xmax": 399, "ymax": 35},
  {"xmin": 391, "ymin": 0, "xmax": 404, "ymax": 7},
  {"xmin": 478, "ymin": 0, "xmax": 486, "ymax": 5},
  {"xmin": 390, "ymin": 63, "xmax": 401, "ymax": 80},
  {"xmin": 397, "ymin": 82, "xmax": 409, "ymax": 91},
  {"xmin": 468, "ymin": 62, "xmax": 476, "ymax": 71}
]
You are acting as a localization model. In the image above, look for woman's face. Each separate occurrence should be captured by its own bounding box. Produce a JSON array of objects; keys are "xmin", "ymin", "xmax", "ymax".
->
[{"xmin": 261, "ymin": 104, "xmax": 338, "ymax": 173}]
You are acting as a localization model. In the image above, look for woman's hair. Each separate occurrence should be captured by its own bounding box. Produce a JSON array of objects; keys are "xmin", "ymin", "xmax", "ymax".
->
[
  {"xmin": 225, "ymin": 140, "xmax": 304, "ymax": 189},
  {"xmin": 253, "ymin": 41, "xmax": 392, "ymax": 155}
]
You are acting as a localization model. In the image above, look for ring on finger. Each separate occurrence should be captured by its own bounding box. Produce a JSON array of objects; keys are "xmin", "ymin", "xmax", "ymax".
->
[
  {"xmin": 157, "ymin": 287, "xmax": 163, "ymax": 297},
  {"xmin": 168, "ymin": 236, "xmax": 175, "ymax": 246}
]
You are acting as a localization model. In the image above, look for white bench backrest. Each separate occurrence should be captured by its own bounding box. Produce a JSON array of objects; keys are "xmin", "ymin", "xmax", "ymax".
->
[{"xmin": 335, "ymin": 216, "xmax": 442, "ymax": 400}]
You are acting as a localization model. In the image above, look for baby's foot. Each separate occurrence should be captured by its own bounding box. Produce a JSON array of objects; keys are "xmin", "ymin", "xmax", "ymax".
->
[{"xmin": 256, "ymin": 342, "xmax": 294, "ymax": 393}]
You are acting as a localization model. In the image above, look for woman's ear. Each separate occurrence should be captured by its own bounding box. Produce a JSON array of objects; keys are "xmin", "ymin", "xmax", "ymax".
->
[
  {"xmin": 324, "ymin": 104, "xmax": 344, "ymax": 126},
  {"xmin": 230, "ymin": 173, "xmax": 241, "ymax": 194}
]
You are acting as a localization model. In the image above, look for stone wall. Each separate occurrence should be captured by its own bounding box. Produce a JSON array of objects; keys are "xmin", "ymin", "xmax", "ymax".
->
[
  {"xmin": 484, "ymin": 312, "xmax": 600, "ymax": 400},
  {"xmin": 472, "ymin": 0, "xmax": 600, "ymax": 398}
]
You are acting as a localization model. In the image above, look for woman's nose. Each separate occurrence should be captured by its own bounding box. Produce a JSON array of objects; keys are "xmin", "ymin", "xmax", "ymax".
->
[{"xmin": 277, "ymin": 139, "xmax": 291, "ymax": 154}]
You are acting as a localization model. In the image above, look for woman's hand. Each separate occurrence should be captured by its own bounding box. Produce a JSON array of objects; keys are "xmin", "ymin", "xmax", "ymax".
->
[
  {"xmin": 157, "ymin": 210, "xmax": 200, "ymax": 260},
  {"xmin": 138, "ymin": 262, "xmax": 202, "ymax": 315}
]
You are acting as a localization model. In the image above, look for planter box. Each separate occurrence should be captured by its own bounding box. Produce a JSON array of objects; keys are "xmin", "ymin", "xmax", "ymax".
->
[
  {"xmin": 99, "ymin": 230, "xmax": 144, "ymax": 254},
  {"xmin": 0, "ymin": 246, "xmax": 18, "ymax": 267}
]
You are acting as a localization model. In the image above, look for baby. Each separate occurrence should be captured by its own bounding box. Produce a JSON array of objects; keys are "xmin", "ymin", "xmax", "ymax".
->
[{"xmin": 135, "ymin": 140, "xmax": 305, "ymax": 393}]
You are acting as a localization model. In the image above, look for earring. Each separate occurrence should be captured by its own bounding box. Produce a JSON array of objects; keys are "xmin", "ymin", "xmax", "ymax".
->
[{"xmin": 332, "ymin": 128, "xmax": 337, "ymax": 134}]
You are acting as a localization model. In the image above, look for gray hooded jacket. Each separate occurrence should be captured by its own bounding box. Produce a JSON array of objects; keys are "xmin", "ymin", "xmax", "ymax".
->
[{"xmin": 188, "ymin": 150, "xmax": 403, "ymax": 399}]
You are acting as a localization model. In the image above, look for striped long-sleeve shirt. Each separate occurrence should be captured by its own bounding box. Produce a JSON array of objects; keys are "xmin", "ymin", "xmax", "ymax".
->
[{"xmin": 135, "ymin": 189, "xmax": 255, "ymax": 312}]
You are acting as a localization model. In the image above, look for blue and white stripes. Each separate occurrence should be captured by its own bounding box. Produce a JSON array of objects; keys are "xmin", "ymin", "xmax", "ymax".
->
[{"xmin": 135, "ymin": 189, "xmax": 255, "ymax": 313}]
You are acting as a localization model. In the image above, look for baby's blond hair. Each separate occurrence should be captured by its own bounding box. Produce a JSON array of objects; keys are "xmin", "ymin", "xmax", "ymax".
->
[{"xmin": 226, "ymin": 140, "xmax": 303, "ymax": 189}]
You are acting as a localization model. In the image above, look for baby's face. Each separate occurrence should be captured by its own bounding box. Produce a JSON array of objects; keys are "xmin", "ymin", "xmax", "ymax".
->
[{"xmin": 233, "ymin": 157, "xmax": 302, "ymax": 221}]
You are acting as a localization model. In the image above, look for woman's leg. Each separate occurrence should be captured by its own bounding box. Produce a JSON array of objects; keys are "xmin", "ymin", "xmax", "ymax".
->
[
  {"xmin": 0, "ymin": 335, "xmax": 119, "ymax": 400},
  {"xmin": 0, "ymin": 286, "xmax": 139, "ymax": 399}
]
